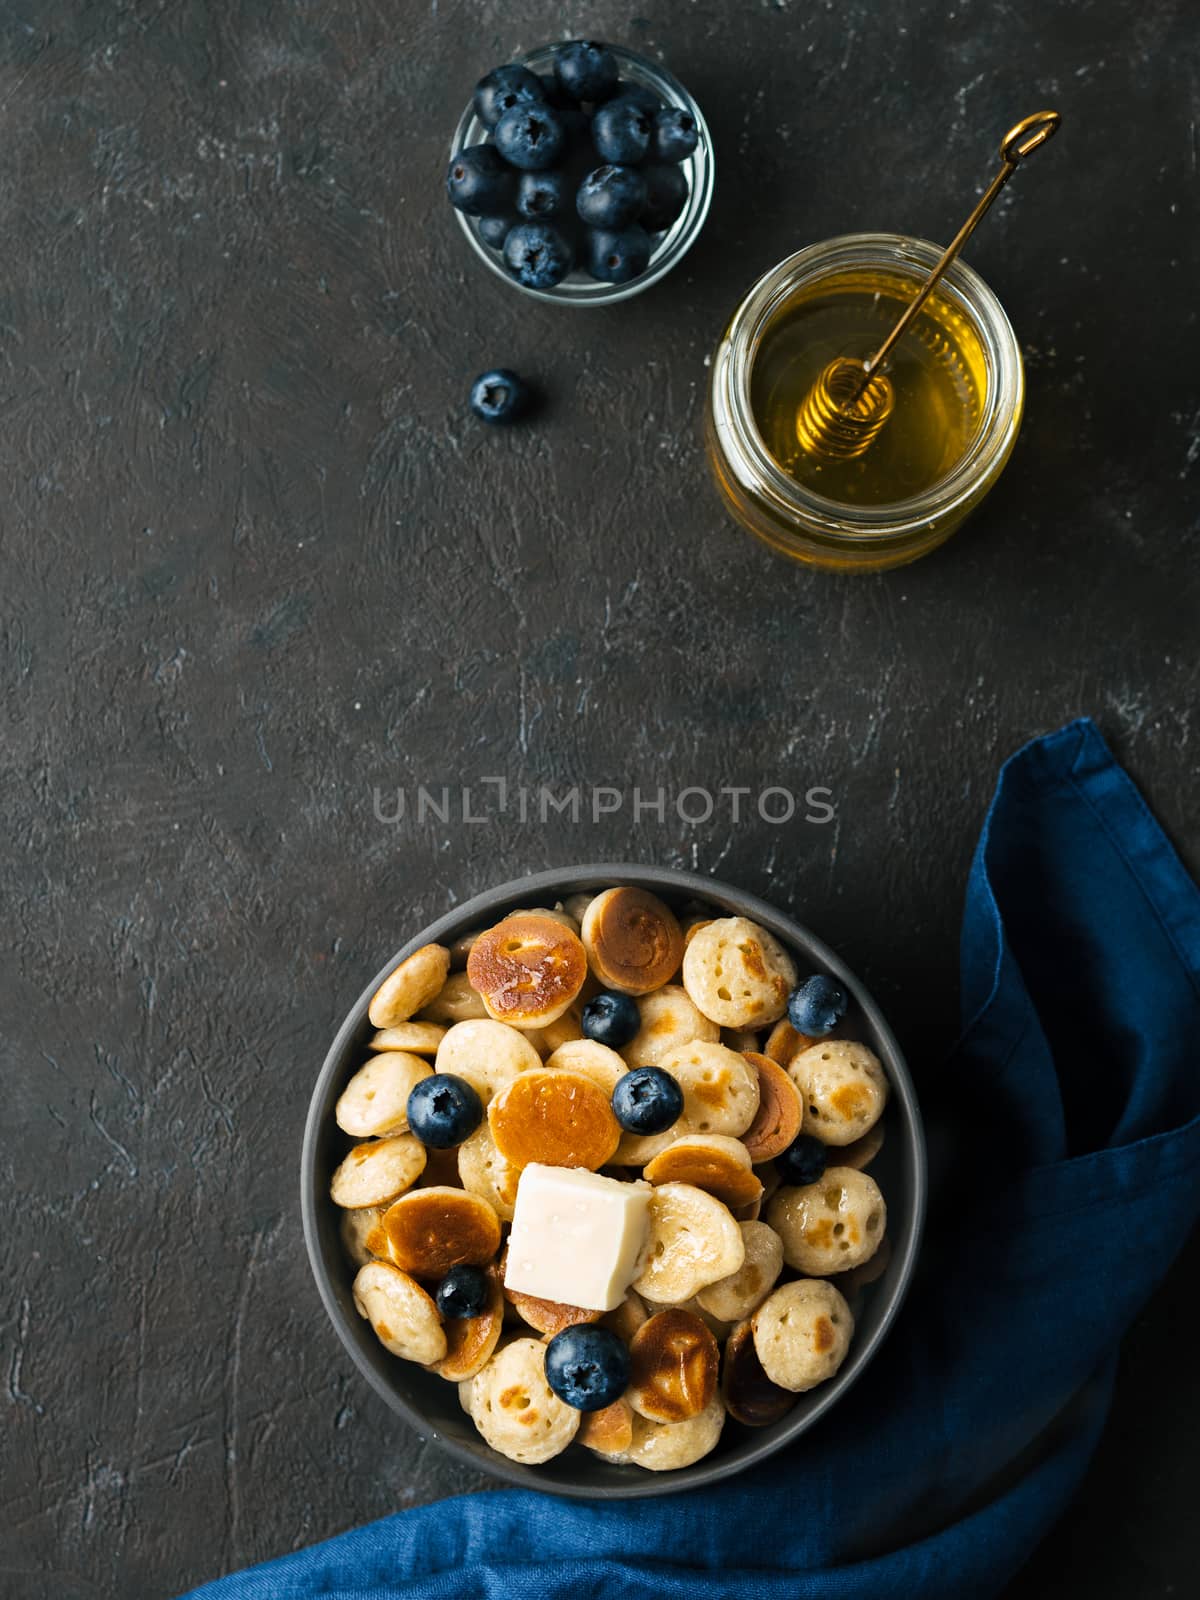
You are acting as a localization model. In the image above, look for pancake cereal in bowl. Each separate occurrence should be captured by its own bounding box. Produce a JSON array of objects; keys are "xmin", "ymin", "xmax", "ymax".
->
[{"xmin": 316, "ymin": 874, "xmax": 916, "ymax": 1483}]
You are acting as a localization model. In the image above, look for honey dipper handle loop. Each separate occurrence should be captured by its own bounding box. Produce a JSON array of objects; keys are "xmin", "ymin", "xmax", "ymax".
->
[{"xmin": 1000, "ymin": 110, "xmax": 1061, "ymax": 164}]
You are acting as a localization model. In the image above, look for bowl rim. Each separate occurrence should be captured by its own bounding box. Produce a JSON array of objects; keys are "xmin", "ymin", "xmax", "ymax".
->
[
  {"xmin": 301, "ymin": 863, "xmax": 926, "ymax": 1498},
  {"xmin": 449, "ymin": 42, "xmax": 715, "ymax": 307}
]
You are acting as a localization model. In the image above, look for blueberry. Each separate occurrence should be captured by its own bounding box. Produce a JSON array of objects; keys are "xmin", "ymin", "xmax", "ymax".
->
[
  {"xmin": 544, "ymin": 1325, "xmax": 630, "ymax": 1411},
  {"xmin": 469, "ymin": 367, "xmax": 529, "ymax": 425},
  {"xmin": 517, "ymin": 168, "xmax": 568, "ymax": 220},
  {"xmin": 613, "ymin": 82, "xmax": 663, "ymax": 116},
  {"xmin": 473, "ymin": 63, "xmax": 546, "ymax": 129},
  {"xmin": 494, "ymin": 103, "xmax": 565, "ymax": 170},
  {"xmin": 585, "ymin": 224, "xmax": 652, "ymax": 285},
  {"xmin": 582, "ymin": 990, "xmax": 641, "ymax": 1048},
  {"xmin": 591, "ymin": 94, "xmax": 654, "ymax": 164},
  {"xmin": 554, "ymin": 40, "xmax": 620, "ymax": 104},
  {"xmin": 435, "ymin": 1264, "xmax": 491, "ymax": 1320},
  {"xmin": 787, "ymin": 974, "xmax": 850, "ymax": 1037},
  {"xmin": 640, "ymin": 163, "xmax": 688, "ymax": 233},
  {"xmin": 777, "ymin": 1133, "xmax": 830, "ymax": 1187},
  {"xmin": 612, "ymin": 1065, "xmax": 683, "ymax": 1134},
  {"xmin": 445, "ymin": 144, "xmax": 516, "ymax": 216},
  {"xmin": 652, "ymin": 106, "xmax": 699, "ymax": 163},
  {"xmin": 406, "ymin": 1072, "xmax": 483, "ymax": 1147},
  {"xmin": 476, "ymin": 213, "xmax": 515, "ymax": 249},
  {"xmin": 502, "ymin": 222, "xmax": 574, "ymax": 289},
  {"xmin": 576, "ymin": 164, "xmax": 647, "ymax": 229}
]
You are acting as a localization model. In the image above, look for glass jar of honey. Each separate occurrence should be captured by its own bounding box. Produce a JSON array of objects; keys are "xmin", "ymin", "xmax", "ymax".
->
[{"xmin": 706, "ymin": 234, "xmax": 1024, "ymax": 571}]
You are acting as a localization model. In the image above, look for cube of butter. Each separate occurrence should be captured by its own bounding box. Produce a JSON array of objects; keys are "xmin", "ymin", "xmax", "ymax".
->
[{"xmin": 504, "ymin": 1163, "xmax": 652, "ymax": 1312}]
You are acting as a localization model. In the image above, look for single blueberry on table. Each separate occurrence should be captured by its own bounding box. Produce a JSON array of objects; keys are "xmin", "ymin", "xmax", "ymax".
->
[
  {"xmin": 582, "ymin": 990, "xmax": 641, "ymax": 1048},
  {"xmin": 553, "ymin": 39, "xmax": 620, "ymax": 103},
  {"xmin": 468, "ymin": 368, "xmax": 529, "ymax": 425},
  {"xmin": 585, "ymin": 224, "xmax": 652, "ymax": 285},
  {"xmin": 494, "ymin": 103, "xmax": 565, "ymax": 171},
  {"xmin": 591, "ymin": 94, "xmax": 654, "ymax": 164},
  {"xmin": 475, "ymin": 213, "xmax": 515, "ymax": 249},
  {"xmin": 653, "ymin": 106, "xmax": 699, "ymax": 163},
  {"xmin": 612, "ymin": 1065, "xmax": 683, "ymax": 1134},
  {"xmin": 576, "ymin": 164, "xmax": 648, "ymax": 230},
  {"xmin": 435, "ymin": 1264, "xmax": 491, "ymax": 1320},
  {"xmin": 473, "ymin": 63, "xmax": 545, "ymax": 129},
  {"xmin": 517, "ymin": 168, "xmax": 569, "ymax": 220},
  {"xmin": 502, "ymin": 222, "xmax": 574, "ymax": 289},
  {"xmin": 406, "ymin": 1072, "xmax": 483, "ymax": 1147},
  {"xmin": 640, "ymin": 163, "xmax": 688, "ymax": 233},
  {"xmin": 445, "ymin": 144, "xmax": 515, "ymax": 215},
  {"xmin": 787, "ymin": 974, "xmax": 850, "ymax": 1037},
  {"xmin": 777, "ymin": 1133, "xmax": 830, "ymax": 1187},
  {"xmin": 544, "ymin": 1325, "xmax": 631, "ymax": 1411}
]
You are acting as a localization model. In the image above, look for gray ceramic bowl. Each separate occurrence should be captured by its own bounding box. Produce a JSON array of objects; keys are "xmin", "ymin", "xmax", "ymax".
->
[{"xmin": 302, "ymin": 864, "xmax": 925, "ymax": 1498}]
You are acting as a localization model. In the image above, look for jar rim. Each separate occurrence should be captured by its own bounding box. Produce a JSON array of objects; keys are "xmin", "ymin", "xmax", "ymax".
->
[{"xmin": 719, "ymin": 233, "xmax": 1024, "ymax": 535}]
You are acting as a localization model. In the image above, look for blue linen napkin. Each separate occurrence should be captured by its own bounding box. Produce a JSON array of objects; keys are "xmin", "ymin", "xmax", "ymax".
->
[{"xmin": 186, "ymin": 718, "xmax": 1200, "ymax": 1600}]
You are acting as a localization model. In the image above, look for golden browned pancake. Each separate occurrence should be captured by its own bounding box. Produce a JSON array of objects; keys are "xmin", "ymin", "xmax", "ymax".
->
[
  {"xmin": 381, "ymin": 1186, "xmax": 500, "ymax": 1277},
  {"xmin": 721, "ymin": 1318, "xmax": 796, "ymax": 1426},
  {"xmin": 740, "ymin": 1051, "xmax": 804, "ymax": 1162},
  {"xmin": 467, "ymin": 913, "xmax": 588, "ymax": 1026},
  {"xmin": 488, "ymin": 1069, "xmax": 620, "ymax": 1170},
  {"xmin": 628, "ymin": 1308, "xmax": 719, "ymax": 1423},
  {"xmin": 581, "ymin": 888, "xmax": 685, "ymax": 994}
]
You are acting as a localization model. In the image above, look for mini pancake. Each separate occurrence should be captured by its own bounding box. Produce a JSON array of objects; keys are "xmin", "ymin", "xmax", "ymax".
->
[
  {"xmin": 751, "ymin": 1279, "xmax": 853, "ymax": 1393},
  {"xmin": 448, "ymin": 928, "xmax": 481, "ymax": 969},
  {"xmin": 543, "ymin": 1038, "xmax": 627, "ymax": 1097},
  {"xmin": 682, "ymin": 916, "xmax": 797, "ymax": 1029},
  {"xmin": 335, "ymin": 1052, "xmax": 432, "ymax": 1138},
  {"xmin": 352, "ymin": 1260, "xmax": 447, "ymax": 1366},
  {"xmin": 457, "ymin": 1122, "xmax": 520, "ymax": 1220},
  {"xmin": 839, "ymin": 1121, "xmax": 885, "ymax": 1171},
  {"xmin": 562, "ymin": 892, "xmax": 597, "ymax": 924},
  {"xmin": 643, "ymin": 1133, "xmax": 763, "ymax": 1210},
  {"xmin": 767, "ymin": 1167, "xmax": 887, "ymax": 1275},
  {"xmin": 659, "ymin": 1040, "xmax": 761, "ymax": 1138},
  {"xmin": 467, "ymin": 913, "xmax": 588, "ymax": 1027},
  {"xmin": 339, "ymin": 1204, "xmax": 388, "ymax": 1269},
  {"xmin": 488, "ymin": 1069, "xmax": 620, "ymax": 1170},
  {"xmin": 628, "ymin": 1308, "xmax": 719, "ymax": 1423},
  {"xmin": 432, "ymin": 1267, "xmax": 505, "ymax": 1381},
  {"xmin": 622, "ymin": 1395, "xmax": 725, "ymax": 1471},
  {"xmin": 580, "ymin": 888, "xmax": 684, "ymax": 995},
  {"xmin": 329, "ymin": 1134, "xmax": 427, "ymax": 1210},
  {"xmin": 618, "ymin": 984, "xmax": 719, "ymax": 1069},
  {"xmin": 696, "ymin": 1220, "xmax": 784, "ymax": 1323},
  {"xmin": 740, "ymin": 1051, "xmax": 804, "ymax": 1162},
  {"xmin": 578, "ymin": 1396, "xmax": 635, "ymax": 1456},
  {"xmin": 368, "ymin": 943, "xmax": 451, "ymax": 1028},
  {"xmin": 788, "ymin": 1039, "xmax": 889, "ymax": 1146},
  {"xmin": 613, "ymin": 1127, "xmax": 680, "ymax": 1166},
  {"xmin": 417, "ymin": 970, "xmax": 490, "ymax": 1024},
  {"xmin": 381, "ymin": 1185, "xmax": 501, "ymax": 1277},
  {"xmin": 434, "ymin": 1018, "xmax": 543, "ymax": 1107},
  {"xmin": 369, "ymin": 1023, "xmax": 447, "ymax": 1055},
  {"xmin": 763, "ymin": 1018, "xmax": 820, "ymax": 1067},
  {"xmin": 632, "ymin": 1182, "xmax": 745, "ymax": 1304},
  {"xmin": 468, "ymin": 1338, "xmax": 580, "ymax": 1464},
  {"xmin": 721, "ymin": 1318, "xmax": 796, "ymax": 1427}
]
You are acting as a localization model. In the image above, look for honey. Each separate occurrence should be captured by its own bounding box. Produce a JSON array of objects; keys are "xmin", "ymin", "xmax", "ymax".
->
[
  {"xmin": 706, "ymin": 234, "xmax": 1025, "ymax": 572},
  {"xmin": 750, "ymin": 267, "xmax": 990, "ymax": 507}
]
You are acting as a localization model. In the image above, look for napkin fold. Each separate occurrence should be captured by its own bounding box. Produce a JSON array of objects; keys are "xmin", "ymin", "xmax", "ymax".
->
[{"xmin": 187, "ymin": 719, "xmax": 1200, "ymax": 1600}]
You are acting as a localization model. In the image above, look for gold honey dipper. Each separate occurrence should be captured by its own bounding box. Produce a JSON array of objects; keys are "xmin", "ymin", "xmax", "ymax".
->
[{"xmin": 795, "ymin": 109, "xmax": 1062, "ymax": 463}]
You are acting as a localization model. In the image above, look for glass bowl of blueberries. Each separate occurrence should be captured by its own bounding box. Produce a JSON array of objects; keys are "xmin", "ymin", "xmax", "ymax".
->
[{"xmin": 446, "ymin": 39, "xmax": 714, "ymax": 306}]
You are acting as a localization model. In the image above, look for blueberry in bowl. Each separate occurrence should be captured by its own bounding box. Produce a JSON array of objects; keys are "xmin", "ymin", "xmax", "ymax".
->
[{"xmin": 446, "ymin": 41, "xmax": 714, "ymax": 305}]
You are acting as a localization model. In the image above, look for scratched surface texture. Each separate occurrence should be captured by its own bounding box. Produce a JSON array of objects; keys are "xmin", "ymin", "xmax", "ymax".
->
[{"xmin": 1, "ymin": 0, "xmax": 1197, "ymax": 1595}]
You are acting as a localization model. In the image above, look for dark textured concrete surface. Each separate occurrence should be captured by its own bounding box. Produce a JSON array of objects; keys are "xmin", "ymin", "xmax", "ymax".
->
[{"xmin": 1, "ymin": 1, "xmax": 1197, "ymax": 1596}]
